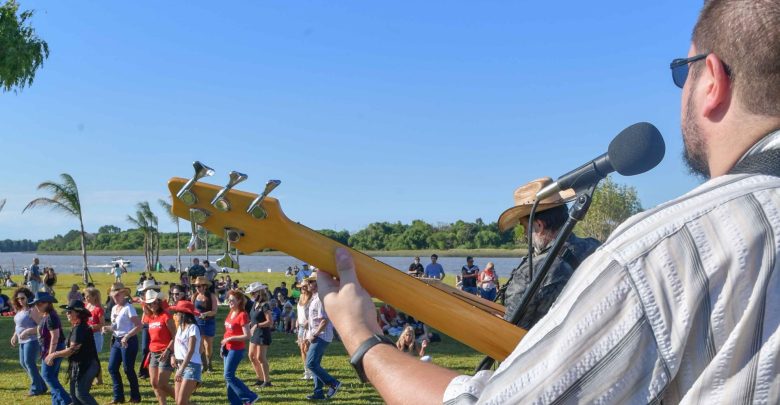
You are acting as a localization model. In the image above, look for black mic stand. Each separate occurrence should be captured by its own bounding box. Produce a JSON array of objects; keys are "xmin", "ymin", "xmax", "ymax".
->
[{"xmin": 475, "ymin": 182, "xmax": 598, "ymax": 372}]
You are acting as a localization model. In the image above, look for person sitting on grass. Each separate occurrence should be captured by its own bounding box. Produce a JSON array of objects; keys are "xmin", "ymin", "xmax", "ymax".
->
[
  {"xmin": 269, "ymin": 299, "xmax": 281, "ymax": 331},
  {"xmin": 281, "ymin": 302, "xmax": 295, "ymax": 333},
  {"xmin": 67, "ymin": 284, "xmax": 84, "ymax": 303},
  {"xmin": 396, "ymin": 325, "xmax": 430, "ymax": 362}
]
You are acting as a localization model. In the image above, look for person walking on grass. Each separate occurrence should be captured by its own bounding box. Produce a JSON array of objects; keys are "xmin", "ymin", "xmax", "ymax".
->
[
  {"xmin": 296, "ymin": 279, "xmax": 314, "ymax": 380},
  {"xmin": 169, "ymin": 300, "xmax": 202, "ymax": 405},
  {"xmin": 103, "ymin": 283, "xmax": 142, "ymax": 404},
  {"xmin": 47, "ymin": 300, "xmax": 100, "ymax": 405},
  {"xmin": 83, "ymin": 287, "xmax": 105, "ymax": 385},
  {"xmin": 10, "ymin": 287, "xmax": 46, "ymax": 397},
  {"xmin": 32, "ymin": 291, "xmax": 72, "ymax": 405},
  {"xmin": 304, "ymin": 273, "xmax": 342, "ymax": 401},
  {"xmin": 142, "ymin": 289, "xmax": 176, "ymax": 405},
  {"xmin": 246, "ymin": 282, "xmax": 273, "ymax": 388},
  {"xmin": 222, "ymin": 289, "xmax": 259, "ymax": 405},
  {"xmin": 191, "ymin": 276, "xmax": 218, "ymax": 372}
]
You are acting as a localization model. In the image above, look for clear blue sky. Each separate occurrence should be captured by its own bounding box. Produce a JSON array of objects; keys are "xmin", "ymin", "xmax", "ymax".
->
[{"xmin": 1, "ymin": 1, "xmax": 704, "ymax": 240}]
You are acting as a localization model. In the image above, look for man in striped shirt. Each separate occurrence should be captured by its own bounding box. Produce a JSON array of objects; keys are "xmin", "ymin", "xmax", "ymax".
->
[{"xmin": 317, "ymin": 1, "xmax": 780, "ymax": 403}]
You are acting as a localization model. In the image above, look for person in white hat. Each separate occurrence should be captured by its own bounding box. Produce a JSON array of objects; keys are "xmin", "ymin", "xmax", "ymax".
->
[
  {"xmin": 245, "ymin": 282, "xmax": 274, "ymax": 388},
  {"xmin": 141, "ymin": 289, "xmax": 176, "ymax": 405}
]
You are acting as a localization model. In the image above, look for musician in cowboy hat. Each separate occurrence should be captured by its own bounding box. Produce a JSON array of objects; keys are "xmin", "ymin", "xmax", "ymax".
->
[{"xmin": 496, "ymin": 177, "xmax": 600, "ymax": 329}]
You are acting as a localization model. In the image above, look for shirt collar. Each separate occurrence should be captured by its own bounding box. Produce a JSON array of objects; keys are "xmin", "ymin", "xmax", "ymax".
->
[{"xmin": 737, "ymin": 129, "xmax": 780, "ymax": 164}]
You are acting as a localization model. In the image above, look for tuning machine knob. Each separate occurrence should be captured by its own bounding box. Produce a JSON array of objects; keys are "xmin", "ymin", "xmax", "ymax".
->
[
  {"xmin": 247, "ymin": 180, "xmax": 281, "ymax": 219},
  {"xmin": 211, "ymin": 171, "xmax": 248, "ymax": 212},
  {"xmin": 176, "ymin": 161, "xmax": 215, "ymax": 206}
]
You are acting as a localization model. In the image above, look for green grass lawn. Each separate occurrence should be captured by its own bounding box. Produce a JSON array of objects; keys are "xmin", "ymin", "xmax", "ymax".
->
[{"xmin": 0, "ymin": 271, "xmax": 485, "ymax": 404}]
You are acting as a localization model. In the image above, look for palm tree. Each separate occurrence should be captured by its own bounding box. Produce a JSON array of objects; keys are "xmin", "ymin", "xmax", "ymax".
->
[
  {"xmin": 22, "ymin": 174, "xmax": 90, "ymax": 284},
  {"xmin": 158, "ymin": 198, "xmax": 182, "ymax": 271},
  {"xmin": 127, "ymin": 201, "xmax": 159, "ymax": 272}
]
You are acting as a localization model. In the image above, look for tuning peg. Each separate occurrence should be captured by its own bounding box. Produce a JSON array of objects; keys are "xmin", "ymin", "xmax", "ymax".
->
[
  {"xmin": 189, "ymin": 208, "xmax": 210, "ymax": 225},
  {"xmin": 216, "ymin": 228, "xmax": 242, "ymax": 270},
  {"xmin": 176, "ymin": 161, "xmax": 215, "ymax": 206},
  {"xmin": 211, "ymin": 171, "xmax": 248, "ymax": 212},
  {"xmin": 246, "ymin": 180, "xmax": 281, "ymax": 219},
  {"xmin": 186, "ymin": 209, "xmax": 210, "ymax": 252}
]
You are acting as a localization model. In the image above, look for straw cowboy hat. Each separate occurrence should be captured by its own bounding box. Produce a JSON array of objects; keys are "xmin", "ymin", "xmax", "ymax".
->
[
  {"xmin": 497, "ymin": 177, "xmax": 577, "ymax": 233},
  {"xmin": 109, "ymin": 282, "xmax": 132, "ymax": 297},
  {"xmin": 192, "ymin": 276, "xmax": 212, "ymax": 287}
]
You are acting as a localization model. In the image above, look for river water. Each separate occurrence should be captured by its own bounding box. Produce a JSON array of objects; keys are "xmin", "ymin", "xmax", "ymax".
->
[{"xmin": 0, "ymin": 252, "xmax": 524, "ymax": 278}]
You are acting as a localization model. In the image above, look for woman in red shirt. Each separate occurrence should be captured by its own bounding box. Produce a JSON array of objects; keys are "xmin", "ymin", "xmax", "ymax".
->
[
  {"xmin": 84, "ymin": 287, "xmax": 105, "ymax": 385},
  {"xmin": 142, "ymin": 290, "xmax": 176, "ymax": 405},
  {"xmin": 221, "ymin": 290, "xmax": 258, "ymax": 405}
]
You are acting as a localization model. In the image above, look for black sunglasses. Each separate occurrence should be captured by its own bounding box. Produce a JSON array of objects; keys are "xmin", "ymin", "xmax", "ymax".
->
[{"xmin": 670, "ymin": 53, "xmax": 708, "ymax": 88}]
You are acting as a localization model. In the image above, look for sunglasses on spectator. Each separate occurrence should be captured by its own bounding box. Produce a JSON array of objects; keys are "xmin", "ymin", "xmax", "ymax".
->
[{"xmin": 16, "ymin": 296, "xmax": 27, "ymax": 301}]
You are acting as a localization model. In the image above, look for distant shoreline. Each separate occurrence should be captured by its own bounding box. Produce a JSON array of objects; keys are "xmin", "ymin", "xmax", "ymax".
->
[{"xmin": 30, "ymin": 248, "xmax": 528, "ymax": 258}]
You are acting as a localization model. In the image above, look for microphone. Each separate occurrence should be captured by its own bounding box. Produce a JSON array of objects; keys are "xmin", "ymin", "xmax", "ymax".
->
[{"xmin": 536, "ymin": 122, "xmax": 665, "ymax": 200}]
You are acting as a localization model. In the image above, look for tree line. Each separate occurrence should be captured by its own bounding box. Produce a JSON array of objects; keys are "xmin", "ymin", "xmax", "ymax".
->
[{"xmin": 7, "ymin": 176, "xmax": 642, "ymax": 254}]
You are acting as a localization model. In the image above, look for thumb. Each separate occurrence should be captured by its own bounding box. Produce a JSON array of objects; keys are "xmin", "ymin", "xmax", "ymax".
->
[
  {"xmin": 317, "ymin": 269, "xmax": 339, "ymax": 299},
  {"xmin": 334, "ymin": 248, "xmax": 359, "ymax": 286}
]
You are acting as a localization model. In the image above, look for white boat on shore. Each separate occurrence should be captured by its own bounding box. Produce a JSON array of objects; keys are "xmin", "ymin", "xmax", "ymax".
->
[{"xmin": 110, "ymin": 257, "xmax": 132, "ymax": 267}]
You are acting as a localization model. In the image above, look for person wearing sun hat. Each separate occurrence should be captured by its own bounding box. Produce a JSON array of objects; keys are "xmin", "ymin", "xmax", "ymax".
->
[
  {"xmin": 191, "ymin": 276, "xmax": 218, "ymax": 372},
  {"xmin": 135, "ymin": 278, "xmax": 165, "ymax": 380},
  {"xmin": 31, "ymin": 291, "xmax": 73, "ymax": 405},
  {"xmin": 47, "ymin": 299, "xmax": 100, "ymax": 405},
  {"xmin": 496, "ymin": 177, "xmax": 600, "ymax": 329},
  {"xmin": 169, "ymin": 299, "xmax": 203, "ymax": 405},
  {"xmin": 102, "ymin": 282, "xmax": 143, "ymax": 404},
  {"xmin": 141, "ymin": 289, "xmax": 176, "ymax": 405}
]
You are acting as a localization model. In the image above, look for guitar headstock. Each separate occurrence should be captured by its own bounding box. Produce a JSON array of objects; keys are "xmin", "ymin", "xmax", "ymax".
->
[{"xmin": 167, "ymin": 162, "xmax": 291, "ymax": 259}]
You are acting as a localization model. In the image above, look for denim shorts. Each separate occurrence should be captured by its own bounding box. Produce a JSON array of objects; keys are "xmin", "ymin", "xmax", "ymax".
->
[
  {"xmin": 176, "ymin": 360, "xmax": 202, "ymax": 382},
  {"xmin": 197, "ymin": 317, "xmax": 216, "ymax": 337},
  {"xmin": 149, "ymin": 351, "xmax": 174, "ymax": 372}
]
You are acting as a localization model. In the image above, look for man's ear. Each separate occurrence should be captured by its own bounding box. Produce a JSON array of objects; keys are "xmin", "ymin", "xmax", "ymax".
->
[
  {"xmin": 533, "ymin": 218, "xmax": 545, "ymax": 232},
  {"xmin": 701, "ymin": 54, "xmax": 732, "ymax": 118}
]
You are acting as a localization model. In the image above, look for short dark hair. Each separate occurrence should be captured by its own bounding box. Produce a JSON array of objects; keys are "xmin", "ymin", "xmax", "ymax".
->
[
  {"xmin": 431, "ymin": 254, "xmax": 438, "ymax": 259},
  {"xmin": 466, "ymin": 256, "xmax": 473, "ymax": 261},
  {"xmin": 692, "ymin": 0, "xmax": 780, "ymax": 116},
  {"xmin": 535, "ymin": 204, "xmax": 568, "ymax": 233}
]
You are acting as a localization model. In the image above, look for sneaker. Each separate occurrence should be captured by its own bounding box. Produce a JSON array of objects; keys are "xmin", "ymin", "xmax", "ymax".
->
[
  {"xmin": 300, "ymin": 373, "xmax": 309, "ymax": 380},
  {"xmin": 252, "ymin": 380, "xmax": 265, "ymax": 387},
  {"xmin": 306, "ymin": 394, "xmax": 327, "ymax": 401},
  {"xmin": 326, "ymin": 381, "xmax": 342, "ymax": 398}
]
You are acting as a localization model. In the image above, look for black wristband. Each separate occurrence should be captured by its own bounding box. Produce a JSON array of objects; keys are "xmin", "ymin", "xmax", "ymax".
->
[{"xmin": 349, "ymin": 334, "xmax": 394, "ymax": 383}]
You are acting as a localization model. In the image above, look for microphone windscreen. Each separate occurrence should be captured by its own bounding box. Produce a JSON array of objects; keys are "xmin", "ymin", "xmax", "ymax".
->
[{"xmin": 608, "ymin": 122, "xmax": 665, "ymax": 176}]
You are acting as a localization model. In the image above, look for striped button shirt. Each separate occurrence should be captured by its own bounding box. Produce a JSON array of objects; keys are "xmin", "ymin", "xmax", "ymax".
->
[{"xmin": 444, "ymin": 130, "xmax": 780, "ymax": 404}]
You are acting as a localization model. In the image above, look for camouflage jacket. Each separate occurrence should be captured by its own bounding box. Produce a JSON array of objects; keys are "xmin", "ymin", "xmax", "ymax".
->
[{"xmin": 501, "ymin": 233, "xmax": 600, "ymax": 329}]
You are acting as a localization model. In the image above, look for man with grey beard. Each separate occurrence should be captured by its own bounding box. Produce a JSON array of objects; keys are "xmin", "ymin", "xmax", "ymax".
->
[{"xmin": 496, "ymin": 178, "xmax": 600, "ymax": 329}]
